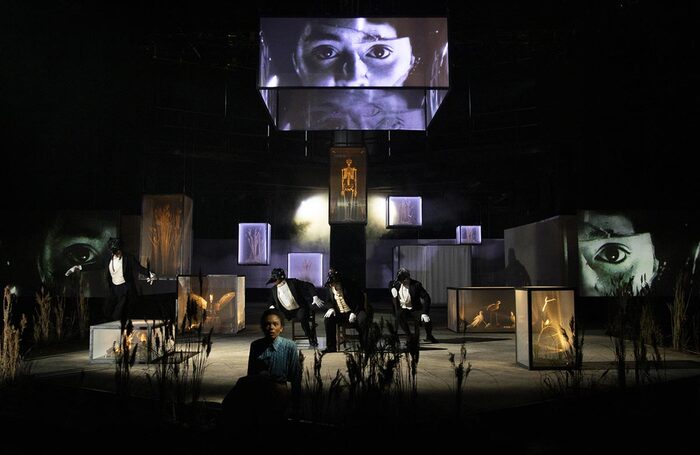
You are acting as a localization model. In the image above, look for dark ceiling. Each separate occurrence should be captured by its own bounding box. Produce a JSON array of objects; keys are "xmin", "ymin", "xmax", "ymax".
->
[{"xmin": 4, "ymin": 1, "xmax": 698, "ymax": 239}]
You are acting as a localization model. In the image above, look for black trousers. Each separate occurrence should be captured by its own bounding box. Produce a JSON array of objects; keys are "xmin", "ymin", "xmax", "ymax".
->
[
  {"xmin": 324, "ymin": 310, "xmax": 368, "ymax": 351},
  {"xmin": 396, "ymin": 308, "xmax": 434, "ymax": 339},
  {"xmin": 104, "ymin": 282, "xmax": 131, "ymax": 325},
  {"xmin": 288, "ymin": 306, "xmax": 317, "ymax": 345}
]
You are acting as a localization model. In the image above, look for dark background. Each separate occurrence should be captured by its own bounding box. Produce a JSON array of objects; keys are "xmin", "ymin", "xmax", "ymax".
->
[{"xmin": 3, "ymin": 1, "xmax": 698, "ymax": 241}]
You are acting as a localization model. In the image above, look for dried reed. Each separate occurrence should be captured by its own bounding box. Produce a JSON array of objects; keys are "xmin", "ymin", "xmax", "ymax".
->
[
  {"xmin": 1, "ymin": 286, "xmax": 28, "ymax": 384},
  {"xmin": 54, "ymin": 293, "xmax": 66, "ymax": 342},
  {"xmin": 33, "ymin": 287, "xmax": 52, "ymax": 344},
  {"xmin": 149, "ymin": 204, "xmax": 183, "ymax": 276}
]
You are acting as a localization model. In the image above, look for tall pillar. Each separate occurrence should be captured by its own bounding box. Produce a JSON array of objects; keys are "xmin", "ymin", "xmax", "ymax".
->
[
  {"xmin": 329, "ymin": 131, "xmax": 367, "ymax": 288},
  {"xmin": 330, "ymin": 224, "xmax": 366, "ymax": 289}
]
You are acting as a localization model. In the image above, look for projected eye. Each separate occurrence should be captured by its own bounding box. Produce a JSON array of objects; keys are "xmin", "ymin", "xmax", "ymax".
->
[
  {"xmin": 365, "ymin": 45, "xmax": 393, "ymax": 60},
  {"xmin": 63, "ymin": 243, "xmax": 99, "ymax": 266},
  {"xmin": 311, "ymin": 45, "xmax": 338, "ymax": 60},
  {"xmin": 593, "ymin": 243, "xmax": 630, "ymax": 264},
  {"xmin": 361, "ymin": 104, "xmax": 383, "ymax": 117}
]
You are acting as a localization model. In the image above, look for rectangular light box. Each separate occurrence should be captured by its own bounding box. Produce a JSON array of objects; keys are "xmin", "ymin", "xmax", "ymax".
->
[
  {"xmin": 457, "ymin": 225, "xmax": 482, "ymax": 244},
  {"xmin": 387, "ymin": 196, "xmax": 422, "ymax": 228},
  {"xmin": 287, "ymin": 253, "xmax": 324, "ymax": 287},
  {"xmin": 238, "ymin": 223, "xmax": 271, "ymax": 265}
]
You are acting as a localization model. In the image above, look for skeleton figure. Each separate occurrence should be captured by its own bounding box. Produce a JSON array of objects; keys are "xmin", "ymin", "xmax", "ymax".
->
[{"xmin": 341, "ymin": 158, "xmax": 358, "ymax": 220}]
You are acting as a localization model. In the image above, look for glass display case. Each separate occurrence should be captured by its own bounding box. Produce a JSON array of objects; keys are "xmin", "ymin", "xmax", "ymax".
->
[
  {"xmin": 140, "ymin": 194, "xmax": 193, "ymax": 278},
  {"xmin": 329, "ymin": 147, "xmax": 367, "ymax": 224},
  {"xmin": 515, "ymin": 287, "xmax": 576, "ymax": 369},
  {"xmin": 177, "ymin": 275, "xmax": 246, "ymax": 334},
  {"xmin": 288, "ymin": 253, "xmax": 323, "ymax": 287},
  {"xmin": 238, "ymin": 223, "xmax": 271, "ymax": 265},
  {"xmin": 447, "ymin": 287, "xmax": 516, "ymax": 332},
  {"xmin": 387, "ymin": 196, "xmax": 422, "ymax": 227},
  {"xmin": 456, "ymin": 225, "xmax": 482, "ymax": 244},
  {"xmin": 89, "ymin": 319, "xmax": 172, "ymax": 364}
]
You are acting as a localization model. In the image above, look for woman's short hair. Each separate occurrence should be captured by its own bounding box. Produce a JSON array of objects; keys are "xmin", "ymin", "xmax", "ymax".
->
[{"xmin": 260, "ymin": 308, "xmax": 285, "ymax": 326}]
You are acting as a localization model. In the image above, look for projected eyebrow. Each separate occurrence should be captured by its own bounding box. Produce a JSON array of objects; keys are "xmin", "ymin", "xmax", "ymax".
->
[
  {"xmin": 304, "ymin": 27, "xmax": 388, "ymax": 43},
  {"xmin": 580, "ymin": 222, "xmax": 631, "ymax": 239}
]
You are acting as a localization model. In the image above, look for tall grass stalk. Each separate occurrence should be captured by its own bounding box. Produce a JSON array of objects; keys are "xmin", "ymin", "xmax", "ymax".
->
[
  {"xmin": 1, "ymin": 286, "xmax": 28, "ymax": 385},
  {"xmin": 608, "ymin": 276, "xmax": 634, "ymax": 388},
  {"xmin": 300, "ymin": 319, "xmax": 421, "ymax": 428},
  {"xmin": 54, "ymin": 293, "xmax": 66, "ymax": 342},
  {"xmin": 668, "ymin": 267, "xmax": 691, "ymax": 351},
  {"xmin": 632, "ymin": 299, "xmax": 665, "ymax": 385},
  {"xmin": 540, "ymin": 317, "xmax": 608, "ymax": 398},
  {"xmin": 33, "ymin": 287, "xmax": 52, "ymax": 344},
  {"xmin": 448, "ymin": 334, "xmax": 471, "ymax": 420},
  {"xmin": 77, "ymin": 289, "xmax": 90, "ymax": 340},
  {"xmin": 145, "ymin": 319, "xmax": 213, "ymax": 426},
  {"xmin": 114, "ymin": 320, "xmax": 138, "ymax": 396}
]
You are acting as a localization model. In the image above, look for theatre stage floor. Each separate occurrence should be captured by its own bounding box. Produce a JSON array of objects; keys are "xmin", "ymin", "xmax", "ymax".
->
[{"xmin": 7, "ymin": 301, "xmax": 700, "ymax": 453}]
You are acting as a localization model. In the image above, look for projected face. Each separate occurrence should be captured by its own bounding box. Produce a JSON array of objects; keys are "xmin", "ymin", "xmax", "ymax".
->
[
  {"xmin": 301, "ymin": 90, "xmax": 423, "ymax": 130},
  {"xmin": 37, "ymin": 215, "xmax": 116, "ymax": 293},
  {"xmin": 578, "ymin": 211, "xmax": 658, "ymax": 296},
  {"xmin": 293, "ymin": 18, "xmax": 415, "ymax": 87}
]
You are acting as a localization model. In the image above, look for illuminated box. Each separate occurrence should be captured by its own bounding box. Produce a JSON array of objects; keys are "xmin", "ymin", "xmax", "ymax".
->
[
  {"xmin": 515, "ymin": 287, "xmax": 576, "ymax": 369},
  {"xmin": 387, "ymin": 196, "xmax": 422, "ymax": 228},
  {"xmin": 329, "ymin": 147, "xmax": 367, "ymax": 224},
  {"xmin": 89, "ymin": 319, "xmax": 172, "ymax": 364},
  {"xmin": 447, "ymin": 287, "xmax": 515, "ymax": 333},
  {"xmin": 456, "ymin": 225, "xmax": 482, "ymax": 245},
  {"xmin": 288, "ymin": 253, "xmax": 323, "ymax": 287},
  {"xmin": 177, "ymin": 275, "xmax": 246, "ymax": 334},
  {"xmin": 140, "ymin": 194, "xmax": 193, "ymax": 278},
  {"xmin": 238, "ymin": 223, "xmax": 271, "ymax": 265}
]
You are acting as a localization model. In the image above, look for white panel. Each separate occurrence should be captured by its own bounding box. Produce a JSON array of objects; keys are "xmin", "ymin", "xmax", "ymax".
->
[
  {"xmin": 515, "ymin": 289, "xmax": 530, "ymax": 368},
  {"xmin": 394, "ymin": 245, "xmax": 471, "ymax": 304}
]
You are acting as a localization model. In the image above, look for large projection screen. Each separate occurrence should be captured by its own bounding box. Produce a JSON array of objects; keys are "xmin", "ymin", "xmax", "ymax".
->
[
  {"xmin": 259, "ymin": 17, "xmax": 449, "ymax": 131},
  {"xmin": 259, "ymin": 17, "xmax": 449, "ymax": 88}
]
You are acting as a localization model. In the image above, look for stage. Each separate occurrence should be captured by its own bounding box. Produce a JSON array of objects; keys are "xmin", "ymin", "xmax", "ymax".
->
[{"xmin": 5, "ymin": 302, "xmax": 700, "ymax": 453}]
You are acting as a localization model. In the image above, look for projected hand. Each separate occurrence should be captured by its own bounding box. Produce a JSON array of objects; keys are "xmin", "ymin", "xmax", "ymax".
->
[{"xmin": 65, "ymin": 265, "xmax": 82, "ymax": 276}]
